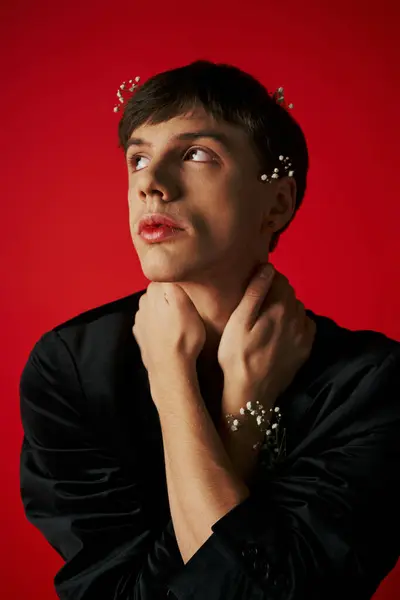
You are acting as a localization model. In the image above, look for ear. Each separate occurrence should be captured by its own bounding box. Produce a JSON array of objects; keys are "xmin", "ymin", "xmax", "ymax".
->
[{"xmin": 267, "ymin": 176, "xmax": 297, "ymax": 233}]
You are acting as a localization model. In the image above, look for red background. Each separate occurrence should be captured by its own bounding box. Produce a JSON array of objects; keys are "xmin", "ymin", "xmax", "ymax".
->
[{"xmin": 2, "ymin": 0, "xmax": 399, "ymax": 597}]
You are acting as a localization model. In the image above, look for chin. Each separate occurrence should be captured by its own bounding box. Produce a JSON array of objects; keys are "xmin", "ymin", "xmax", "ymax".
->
[{"xmin": 140, "ymin": 260, "xmax": 194, "ymax": 283}]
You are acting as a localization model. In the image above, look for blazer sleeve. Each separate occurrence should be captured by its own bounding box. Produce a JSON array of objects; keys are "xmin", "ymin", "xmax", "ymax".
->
[
  {"xmin": 167, "ymin": 348, "xmax": 400, "ymax": 600},
  {"xmin": 19, "ymin": 329, "xmax": 184, "ymax": 599}
]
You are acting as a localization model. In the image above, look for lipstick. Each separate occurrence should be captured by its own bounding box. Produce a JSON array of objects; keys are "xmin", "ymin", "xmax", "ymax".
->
[
  {"xmin": 139, "ymin": 225, "xmax": 186, "ymax": 243},
  {"xmin": 138, "ymin": 213, "xmax": 187, "ymax": 234}
]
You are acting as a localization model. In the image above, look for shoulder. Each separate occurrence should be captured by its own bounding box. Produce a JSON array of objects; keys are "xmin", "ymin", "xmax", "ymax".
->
[
  {"xmin": 280, "ymin": 309, "xmax": 400, "ymax": 440},
  {"xmin": 20, "ymin": 289, "xmax": 147, "ymax": 420},
  {"xmin": 52, "ymin": 288, "xmax": 146, "ymax": 349},
  {"xmin": 23, "ymin": 288, "xmax": 146, "ymax": 370},
  {"xmin": 302, "ymin": 308, "xmax": 400, "ymax": 392},
  {"xmin": 305, "ymin": 307, "xmax": 399, "ymax": 365}
]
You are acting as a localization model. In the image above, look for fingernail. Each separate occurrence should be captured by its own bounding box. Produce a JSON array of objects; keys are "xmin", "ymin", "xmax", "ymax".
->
[{"xmin": 259, "ymin": 263, "xmax": 273, "ymax": 278}]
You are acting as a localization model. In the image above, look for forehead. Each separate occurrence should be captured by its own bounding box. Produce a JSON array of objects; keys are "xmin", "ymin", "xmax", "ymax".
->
[{"xmin": 128, "ymin": 107, "xmax": 250, "ymax": 149}]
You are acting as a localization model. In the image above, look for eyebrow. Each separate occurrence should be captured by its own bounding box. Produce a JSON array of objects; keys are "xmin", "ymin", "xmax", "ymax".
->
[{"xmin": 125, "ymin": 130, "xmax": 234, "ymax": 154}]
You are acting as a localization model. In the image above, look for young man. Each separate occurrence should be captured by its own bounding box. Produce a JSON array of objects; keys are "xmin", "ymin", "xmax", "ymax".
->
[{"xmin": 20, "ymin": 61, "xmax": 400, "ymax": 599}]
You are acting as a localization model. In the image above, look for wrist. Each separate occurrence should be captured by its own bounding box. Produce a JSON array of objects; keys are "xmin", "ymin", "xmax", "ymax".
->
[
  {"xmin": 221, "ymin": 383, "xmax": 277, "ymax": 424},
  {"xmin": 218, "ymin": 387, "xmax": 278, "ymax": 485},
  {"xmin": 149, "ymin": 360, "xmax": 199, "ymax": 410},
  {"xmin": 218, "ymin": 414, "xmax": 264, "ymax": 486},
  {"xmin": 149, "ymin": 358, "xmax": 197, "ymax": 387},
  {"xmin": 219, "ymin": 412, "xmax": 264, "ymax": 450}
]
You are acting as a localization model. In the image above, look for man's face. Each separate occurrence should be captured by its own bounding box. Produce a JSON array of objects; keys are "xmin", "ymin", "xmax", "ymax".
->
[{"xmin": 127, "ymin": 107, "xmax": 272, "ymax": 283}]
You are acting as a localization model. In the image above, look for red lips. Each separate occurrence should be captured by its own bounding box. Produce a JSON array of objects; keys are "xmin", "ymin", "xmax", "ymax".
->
[{"xmin": 138, "ymin": 213, "xmax": 187, "ymax": 234}]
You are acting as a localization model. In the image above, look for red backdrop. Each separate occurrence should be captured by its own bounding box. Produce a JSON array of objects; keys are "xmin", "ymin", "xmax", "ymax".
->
[{"xmin": 2, "ymin": 0, "xmax": 399, "ymax": 597}]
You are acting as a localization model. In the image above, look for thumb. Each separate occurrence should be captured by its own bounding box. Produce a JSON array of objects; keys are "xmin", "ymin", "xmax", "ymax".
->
[{"xmin": 236, "ymin": 263, "xmax": 275, "ymax": 329}]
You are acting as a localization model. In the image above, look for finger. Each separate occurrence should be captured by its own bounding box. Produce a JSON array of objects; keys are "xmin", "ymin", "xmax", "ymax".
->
[
  {"xmin": 263, "ymin": 271, "xmax": 293, "ymax": 306},
  {"xmin": 305, "ymin": 315, "xmax": 317, "ymax": 347},
  {"xmin": 235, "ymin": 263, "xmax": 276, "ymax": 329},
  {"xmin": 298, "ymin": 301, "xmax": 312, "ymax": 345},
  {"xmin": 256, "ymin": 273, "xmax": 296, "ymax": 326},
  {"xmin": 296, "ymin": 299, "xmax": 306, "ymax": 328}
]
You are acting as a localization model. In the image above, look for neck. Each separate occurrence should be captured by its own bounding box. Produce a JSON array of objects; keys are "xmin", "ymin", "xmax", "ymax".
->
[{"xmin": 177, "ymin": 260, "xmax": 262, "ymax": 364}]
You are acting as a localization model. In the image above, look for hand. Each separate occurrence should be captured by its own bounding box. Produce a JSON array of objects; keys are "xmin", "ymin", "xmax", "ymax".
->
[
  {"xmin": 218, "ymin": 263, "xmax": 316, "ymax": 415},
  {"xmin": 132, "ymin": 282, "xmax": 206, "ymax": 383}
]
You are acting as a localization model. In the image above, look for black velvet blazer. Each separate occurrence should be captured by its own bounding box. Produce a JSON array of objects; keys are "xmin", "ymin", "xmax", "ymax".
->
[{"xmin": 19, "ymin": 290, "xmax": 400, "ymax": 599}]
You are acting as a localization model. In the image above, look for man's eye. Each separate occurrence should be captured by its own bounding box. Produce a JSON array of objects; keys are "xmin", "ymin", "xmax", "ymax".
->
[
  {"xmin": 184, "ymin": 147, "xmax": 213, "ymax": 162},
  {"xmin": 129, "ymin": 155, "xmax": 149, "ymax": 171},
  {"xmin": 127, "ymin": 146, "xmax": 214, "ymax": 172}
]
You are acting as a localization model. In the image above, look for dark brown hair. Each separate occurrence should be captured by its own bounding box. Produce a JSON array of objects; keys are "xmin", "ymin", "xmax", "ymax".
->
[{"xmin": 118, "ymin": 60, "xmax": 309, "ymax": 252}]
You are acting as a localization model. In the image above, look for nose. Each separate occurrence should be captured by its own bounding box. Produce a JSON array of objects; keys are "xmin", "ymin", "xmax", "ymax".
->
[{"xmin": 137, "ymin": 163, "xmax": 180, "ymax": 204}]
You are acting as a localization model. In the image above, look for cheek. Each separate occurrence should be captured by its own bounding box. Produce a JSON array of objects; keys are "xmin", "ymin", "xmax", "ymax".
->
[
  {"xmin": 197, "ymin": 200, "xmax": 258, "ymax": 252},
  {"xmin": 127, "ymin": 183, "xmax": 135, "ymax": 206},
  {"xmin": 214, "ymin": 177, "xmax": 260, "ymax": 234},
  {"xmin": 127, "ymin": 186, "xmax": 140, "ymax": 220}
]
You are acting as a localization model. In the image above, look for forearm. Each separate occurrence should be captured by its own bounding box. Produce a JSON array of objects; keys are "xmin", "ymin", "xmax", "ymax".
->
[
  {"xmin": 152, "ymin": 366, "xmax": 250, "ymax": 565},
  {"xmin": 163, "ymin": 444, "xmax": 198, "ymax": 561},
  {"xmin": 217, "ymin": 416, "xmax": 264, "ymax": 487}
]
